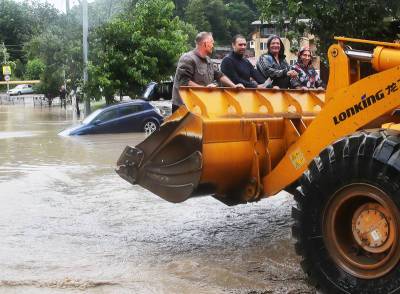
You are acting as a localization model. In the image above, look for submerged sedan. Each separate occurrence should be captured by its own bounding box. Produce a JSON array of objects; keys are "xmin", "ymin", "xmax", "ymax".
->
[{"xmin": 60, "ymin": 100, "xmax": 163, "ymax": 136}]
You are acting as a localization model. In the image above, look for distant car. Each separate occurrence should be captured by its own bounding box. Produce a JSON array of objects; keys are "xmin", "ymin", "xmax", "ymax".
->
[
  {"xmin": 60, "ymin": 100, "xmax": 163, "ymax": 136},
  {"xmin": 7, "ymin": 84, "xmax": 34, "ymax": 95}
]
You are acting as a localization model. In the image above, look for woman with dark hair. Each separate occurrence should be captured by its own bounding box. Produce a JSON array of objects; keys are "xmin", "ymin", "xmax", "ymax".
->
[
  {"xmin": 290, "ymin": 46, "xmax": 324, "ymax": 90},
  {"xmin": 256, "ymin": 35, "xmax": 298, "ymax": 89}
]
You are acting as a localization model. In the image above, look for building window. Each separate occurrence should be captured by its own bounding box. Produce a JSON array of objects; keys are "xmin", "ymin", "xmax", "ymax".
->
[
  {"xmin": 261, "ymin": 26, "xmax": 277, "ymax": 37},
  {"xmin": 260, "ymin": 42, "xmax": 267, "ymax": 50}
]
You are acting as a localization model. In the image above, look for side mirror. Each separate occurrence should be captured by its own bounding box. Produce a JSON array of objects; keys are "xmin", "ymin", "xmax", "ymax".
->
[{"xmin": 93, "ymin": 119, "xmax": 101, "ymax": 125}]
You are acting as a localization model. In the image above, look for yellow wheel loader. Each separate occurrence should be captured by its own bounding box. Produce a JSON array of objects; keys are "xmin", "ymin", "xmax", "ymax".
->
[{"xmin": 116, "ymin": 37, "xmax": 400, "ymax": 293}]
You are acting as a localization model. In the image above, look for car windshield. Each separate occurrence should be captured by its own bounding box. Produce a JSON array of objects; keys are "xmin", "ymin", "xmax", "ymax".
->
[{"xmin": 82, "ymin": 109, "xmax": 102, "ymax": 125}]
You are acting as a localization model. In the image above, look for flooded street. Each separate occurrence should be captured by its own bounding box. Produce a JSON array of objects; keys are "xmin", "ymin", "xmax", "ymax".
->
[{"xmin": 0, "ymin": 103, "xmax": 314, "ymax": 293}]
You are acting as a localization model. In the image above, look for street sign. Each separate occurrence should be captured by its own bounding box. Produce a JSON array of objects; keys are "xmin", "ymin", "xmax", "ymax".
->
[
  {"xmin": 2, "ymin": 65, "xmax": 11, "ymax": 76},
  {"xmin": 4, "ymin": 75, "xmax": 10, "ymax": 81}
]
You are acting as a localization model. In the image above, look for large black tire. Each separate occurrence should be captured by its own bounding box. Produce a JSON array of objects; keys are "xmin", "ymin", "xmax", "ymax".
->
[{"xmin": 292, "ymin": 129, "xmax": 400, "ymax": 293}]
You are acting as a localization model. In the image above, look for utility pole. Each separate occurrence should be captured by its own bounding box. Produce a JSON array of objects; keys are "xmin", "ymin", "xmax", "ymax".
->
[
  {"xmin": 2, "ymin": 43, "xmax": 10, "ymax": 99},
  {"xmin": 82, "ymin": 0, "xmax": 90, "ymax": 116},
  {"xmin": 66, "ymin": 0, "xmax": 70, "ymax": 13}
]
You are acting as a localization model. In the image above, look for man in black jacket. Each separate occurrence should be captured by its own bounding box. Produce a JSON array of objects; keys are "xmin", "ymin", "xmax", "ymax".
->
[{"xmin": 221, "ymin": 35, "xmax": 266, "ymax": 88}]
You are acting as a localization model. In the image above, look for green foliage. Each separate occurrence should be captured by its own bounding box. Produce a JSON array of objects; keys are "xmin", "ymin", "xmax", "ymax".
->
[
  {"xmin": 225, "ymin": 1, "xmax": 256, "ymax": 41},
  {"xmin": 24, "ymin": 14, "xmax": 83, "ymax": 98},
  {"xmin": 184, "ymin": 0, "xmax": 257, "ymax": 44},
  {"xmin": 86, "ymin": 0, "xmax": 191, "ymax": 103},
  {"xmin": 255, "ymin": 0, "xmax": 400, "ymax": 58},
  {"xmin": 0, "ymin": 0, "xmax": 60, "ymax": 61},
  {"xmin": 25, "ymin": 58, "xmax": 45, "ymax": 80}
]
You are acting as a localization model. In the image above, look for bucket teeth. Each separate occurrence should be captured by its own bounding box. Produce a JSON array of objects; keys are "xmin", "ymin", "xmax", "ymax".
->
[
  {"xmin": 115, "ymin": 146, "xmax": 144, "ymax": 185},
  {"xmin": 115, "ymin": 111, "xmax": 204, "ymax": 203}
]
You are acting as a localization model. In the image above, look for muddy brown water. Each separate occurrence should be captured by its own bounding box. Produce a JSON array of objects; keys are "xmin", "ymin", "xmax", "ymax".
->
[{"xmin": 0, "ymin": 103, "xmax": 314, "ymax": 293}]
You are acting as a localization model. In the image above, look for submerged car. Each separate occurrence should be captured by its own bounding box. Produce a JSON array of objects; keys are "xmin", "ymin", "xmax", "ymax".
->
[
  {"xmin": 7, "ymin": 84, "xmax": 35, "ymax": 95},
  {"xmin": 60, "ymin": 100, "xmax": 163, "ymax": 136}
]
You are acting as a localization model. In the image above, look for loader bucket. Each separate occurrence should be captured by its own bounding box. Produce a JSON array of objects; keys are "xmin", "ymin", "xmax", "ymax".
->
[
  {"xmin": 116, "ymin": 107, "xmax": 204, "ymax": 203},
  {"xmin": 116, "ymin": 87, "xmax": 325, "ymax": 204}
]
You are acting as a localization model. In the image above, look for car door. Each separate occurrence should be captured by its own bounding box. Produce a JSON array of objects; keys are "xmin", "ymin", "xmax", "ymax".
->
[
  {"xmin": 21, "ymin": 85, "xmax": 29, "ymax": 94},
  {"xmin": 117, "ymin": 104, "xmax": 144, "ymax": 132},
  {"xmin": 91, "ymin": 108, "xmax": 120, "ymax": 133}
]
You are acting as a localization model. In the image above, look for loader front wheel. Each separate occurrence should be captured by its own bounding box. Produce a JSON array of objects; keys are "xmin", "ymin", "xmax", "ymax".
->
[{"xmin": 292, "ymin": 130, "xmax": 400, "ymax": 293}]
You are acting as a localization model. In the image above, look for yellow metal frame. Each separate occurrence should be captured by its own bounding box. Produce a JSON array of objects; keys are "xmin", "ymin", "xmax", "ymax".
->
[
  {"xmin": 175, "ymin": 37, "xmax": 400, "ymax": 201},
  {"xmin": 119, "ymin": 37, "xmax": 400, "ymax": 205},
  {"xmin": 264, "ymin": 65, "xmax": 400, "ymax": 195}
]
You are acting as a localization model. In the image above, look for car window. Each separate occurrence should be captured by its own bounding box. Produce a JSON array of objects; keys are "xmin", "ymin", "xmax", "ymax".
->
[
  {"xmin": 82, "ymin": 109, "xmax": 102, "ymax": 124},
  {"xmin": 119, "ymin": 105, "xmax": 143, "ymax": 116},
  {"xmin": 96, "ymin": 109, "xmax": 120, "ymax": 122}
]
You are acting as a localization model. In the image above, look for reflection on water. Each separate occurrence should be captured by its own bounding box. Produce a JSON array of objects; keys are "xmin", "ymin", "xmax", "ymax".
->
[
  {"xmin": 0, "ymin": 131, "xmax": 38, "ymax": 139},
  {"xmin": 0, "ymin": 104, "xmax": 312, "ymax": 293}
]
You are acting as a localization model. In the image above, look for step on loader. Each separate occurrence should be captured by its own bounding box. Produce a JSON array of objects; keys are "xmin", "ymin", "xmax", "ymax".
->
[{"xmin": 116, "ymin": 37, "xmax": 400, "ymax": 293}]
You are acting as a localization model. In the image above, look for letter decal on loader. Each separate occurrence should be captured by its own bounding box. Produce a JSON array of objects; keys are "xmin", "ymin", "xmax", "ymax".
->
[
  {"xmin": 332, "ymin": 80, "xmax": 400, "ymax": 125},
  {"xmin": 332, "ymin": 85, "xmax": 392, "ymax": 125}
]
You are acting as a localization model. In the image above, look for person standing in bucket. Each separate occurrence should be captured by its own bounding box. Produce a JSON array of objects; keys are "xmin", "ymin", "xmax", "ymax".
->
[
  {"xmin": 290, "ymin": 46, "xmax": 325, "ymax": 90},
  {"xmin": 172, "ymin": 32, "xmax": 244, "ymax": 113},
  {"xmin": 221, "ymin": 34, "xmax": 266, "ymax": 88},
  {"xmin": 256, "ymin": 35, "xmax": 298, "ymax": 89}
]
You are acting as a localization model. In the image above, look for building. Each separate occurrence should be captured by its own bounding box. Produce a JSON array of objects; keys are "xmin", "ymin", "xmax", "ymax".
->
[{"xmin": 249, "ymin": 20, "xmax": 320, "ymax": 70}]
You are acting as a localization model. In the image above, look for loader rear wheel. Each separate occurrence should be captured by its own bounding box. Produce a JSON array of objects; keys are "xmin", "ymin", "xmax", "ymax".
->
[{"xmin": 292, "ymin": 130, "xmax": 400, "ymax": 293}]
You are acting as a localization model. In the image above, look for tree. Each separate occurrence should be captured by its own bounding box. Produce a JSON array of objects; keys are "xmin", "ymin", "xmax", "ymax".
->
[
  {"xmin": 225, "ymin": 1, "xmax": 256, "ymax": 41},
  {"xmin": 0, "ymin": 0, "xmax": 60, "ymax": 61},
  {"xmin": 255, "ymin": 0, "xmax": 400, "ymax": 58},
  {"xmin": 86, "ymin": 0, "xmax": 193, "ymax": 103},
  {"xmin": 25, "ymin": 58, "xmax": 45, "ymax": 80},
  {"xmin": 185, "ymin": 0, "xmax": 257, "ymax": 44},
  {"xmin": 24, "ymin": 13, "xmax": 83, "ymax": 99}
]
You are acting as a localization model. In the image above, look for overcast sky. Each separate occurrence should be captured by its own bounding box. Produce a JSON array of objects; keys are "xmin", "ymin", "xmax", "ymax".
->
[
  {"xmin": 17, "ymin": 0, "xmax": 86, "ymax": 13},
  {"xmin": 43, "ymin": 0, "xmax": 80, "ymax": 12}
]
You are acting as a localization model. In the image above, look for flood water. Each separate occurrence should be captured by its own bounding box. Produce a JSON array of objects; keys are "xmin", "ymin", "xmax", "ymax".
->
[{"xmin": 0, "ymin": 102, "xmax": 314, "ymax": 293}]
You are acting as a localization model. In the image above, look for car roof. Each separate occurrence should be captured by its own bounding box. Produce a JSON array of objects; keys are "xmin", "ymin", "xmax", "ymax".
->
[{"xmin": 99, "ymin": 100, "xmax": 150, "ymax": 112}]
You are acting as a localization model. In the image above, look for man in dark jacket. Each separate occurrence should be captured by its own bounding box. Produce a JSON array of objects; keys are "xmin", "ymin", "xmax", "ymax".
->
[{"xmin": 221, "ymin": 35, "xmax": 266, "ymax": 88}]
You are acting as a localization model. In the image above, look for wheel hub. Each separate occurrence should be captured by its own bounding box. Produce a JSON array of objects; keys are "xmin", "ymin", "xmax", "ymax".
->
[
  {"xmin": 352, "ymin": 203, "xmax": 392, "ymax": 253},
  {"xmin": 323, "ymin": 183, "xmax": 400, "ymax": 279}
]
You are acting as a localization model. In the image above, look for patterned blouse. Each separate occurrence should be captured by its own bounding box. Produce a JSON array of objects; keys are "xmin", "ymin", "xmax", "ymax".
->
[{"xmin": 290, "ymin": 61, "xmax": 324, "ymax": 89}]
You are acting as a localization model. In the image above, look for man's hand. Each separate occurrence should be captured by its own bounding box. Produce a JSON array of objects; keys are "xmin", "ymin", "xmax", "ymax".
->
[
  {"xmin": 206, "ymin": 83, "xmax": 217, "ymax": 88},
  {"xmin": 287, "ymin": 70, "xmax": 298, "ymax": 78},
  {"xmin": 234, "ymin": 83, "xmax": 245, "ymax": 89},
  {"xmin": 257, "ymin": 84, "xmax": 265, "ymax": 89}
]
